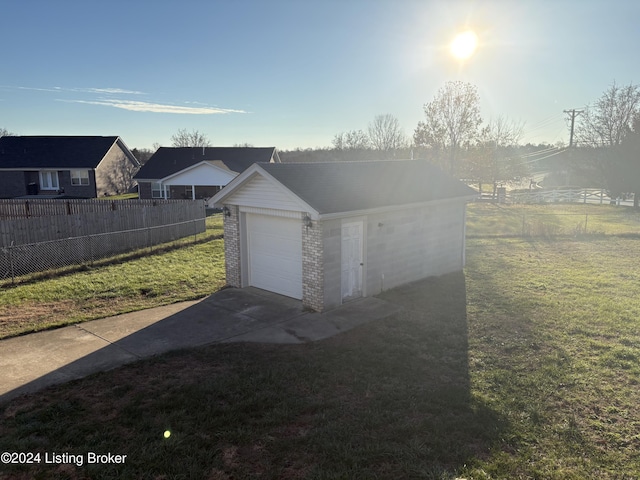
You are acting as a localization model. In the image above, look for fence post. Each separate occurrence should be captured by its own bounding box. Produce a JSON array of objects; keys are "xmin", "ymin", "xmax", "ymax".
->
[
  {"xmin": 193, "ymin": 218, "xmax": 198, "ymax": 244},
  {"xmin": 585, "ymin": 214, "xmax": 588, "ymax": 233},
  {"xmin": 88, "ymin": 234, "xmax": 94, "ymax": 266},
  {"xmin": 8, "ymin": 242, "xmax": 15, "ymax": 284},
  {"xmin": 522, "ymin": 214, "xmax": 526, "ymax": 237}
]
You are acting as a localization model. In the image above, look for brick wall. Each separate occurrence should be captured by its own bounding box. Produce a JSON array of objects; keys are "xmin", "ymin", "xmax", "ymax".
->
[
  {"xmin": 223, "ymin": 205, "xmax": 241, "ymax": 287},
  {"xmin": 0, "ymin": 171, "xmax": 28, "ymax": 198},
  {"xmin": 302, "ymin": 214, "xmax": 324, "ymax": 312},
  {"xmin": 138, "ymin": 182, "xmax": 152, "ymax": 199}
]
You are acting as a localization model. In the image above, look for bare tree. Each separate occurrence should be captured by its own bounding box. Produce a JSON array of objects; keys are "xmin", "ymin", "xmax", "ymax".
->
[
  {"xmin": 332, "ymin": 130, "xmax": 370, "ymax": 150},
  {"xmin": 0, "ymin": 127, "xmax": 13, "ymax": 137},
  {"xmin": 170, "ymin": 129, "xmax": 212, "ymax": 147},
  {"xmin": 472, "ymin": 116, "xmax": 527, "ymax": 197},
  {"xmin": 575, "ymin": 82, "xmax": 640, "ymax": 148},
  {"xmin": 131, "ymin": 148, "xmax": 154, "ymax": 165},
  {"xmin": 367, "ymin": 114, "xmax": 406, "ymax": 156},
  {"xmin": 573, "ymin": 82, "xmax": 640, "ymax": 202},
  {"xmin": 102, "ymin": 154, "xmax": 140, "ymax": 195},
  {"xmin": 414, "ymin": 81, "xmax": 482, "ymax": 174}
]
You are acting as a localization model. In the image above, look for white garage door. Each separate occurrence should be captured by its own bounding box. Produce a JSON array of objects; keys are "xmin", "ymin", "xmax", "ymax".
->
[{"xmin": 246, "ymin": 213, "xmax": 303, "ymax": 299}]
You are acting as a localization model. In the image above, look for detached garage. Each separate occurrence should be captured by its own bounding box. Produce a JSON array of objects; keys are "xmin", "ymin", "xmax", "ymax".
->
[{"xmin": 211, "ymin": 160, "xmax": 477, "ymax": 312}]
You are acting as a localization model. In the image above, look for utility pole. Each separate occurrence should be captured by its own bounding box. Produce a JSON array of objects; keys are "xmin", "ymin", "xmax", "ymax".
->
[{"xmin": 564, "ymin": 109, "xmax": 583, "ymax": 147}]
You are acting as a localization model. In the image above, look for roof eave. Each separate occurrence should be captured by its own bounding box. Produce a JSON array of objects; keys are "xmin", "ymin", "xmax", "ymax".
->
[
  {"xmin": 210, "ymin": 163, "xmax": 320, "ymax": 217},
  {"xmin": 317, "ymin": 194, "xmax": 479, "ymax": 221}
]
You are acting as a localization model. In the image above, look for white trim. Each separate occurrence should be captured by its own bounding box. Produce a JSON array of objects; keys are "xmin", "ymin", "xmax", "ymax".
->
[
  {"xmin": 211, "ymin": 164, "xmax": 320, "ymax": 217},
  {"xmin": 0, "ymin": 167, "xmax": 96, "ymax": 172},
  {"xmin": 39, "ymin": 170, "xmax": 59, "ymax": 190},
  {"xmin": 239, "ymin": 206, "xmax": 303, "ymax": 219},
  {"xmin": 70, "ymin": 169, "xmax": 90, "ymax": 185}
]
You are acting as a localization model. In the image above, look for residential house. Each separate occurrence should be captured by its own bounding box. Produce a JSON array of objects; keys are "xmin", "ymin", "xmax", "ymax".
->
[
  {"xmin": 134, "ymin": 147, "xmax": 280, "ymax": 200},
  {"xmin": 0, "ymin": 136, "xmax": 139, "ymax": 198}
]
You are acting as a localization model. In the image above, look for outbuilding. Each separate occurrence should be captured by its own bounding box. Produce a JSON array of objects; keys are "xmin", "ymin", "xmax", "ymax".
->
[{"xmin": 211, "ymin": 160, "xmax": 477, "ymax": 312}]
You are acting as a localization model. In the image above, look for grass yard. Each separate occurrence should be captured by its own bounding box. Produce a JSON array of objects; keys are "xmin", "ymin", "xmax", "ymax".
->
[
  {"xmin": 1, "ymin": 204, "xmax": 640, "ymax": 478},
  {"xmin": 0, "ymin": 215, "xmax": 225, "ymax": 339}
]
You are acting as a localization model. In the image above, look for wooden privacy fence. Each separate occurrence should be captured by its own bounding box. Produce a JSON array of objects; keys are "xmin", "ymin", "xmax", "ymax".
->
[
  {"xmin": 0, "ymin": 200, "xmax": 205, "ymax": 247},
  {"xmin": 0, "ymin": 200, "xmax": 207, "ymax": 282},
  {"xmin": 0, "ymin": 198, "xmax": 181, "ymax": 218}
]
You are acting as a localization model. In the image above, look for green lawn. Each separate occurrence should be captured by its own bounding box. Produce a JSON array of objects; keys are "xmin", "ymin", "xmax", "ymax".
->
[
  {"xmin": 0, "ymin": 215, "xmax": 225, "ymax": 339},
  {"xmin": 1, "ymin": 204, "xmax": 640, "ymax": 478}
]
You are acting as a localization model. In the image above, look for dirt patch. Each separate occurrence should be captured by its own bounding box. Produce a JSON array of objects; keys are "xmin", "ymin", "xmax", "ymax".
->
[{"xmin": 0, "ymin": 300, "xmax": 77, "ymax": 339}]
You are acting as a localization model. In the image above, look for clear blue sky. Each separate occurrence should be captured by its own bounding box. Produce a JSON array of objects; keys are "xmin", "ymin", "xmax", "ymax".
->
[{"xmin": 2, "ymin": 0, "xmax": 639, "ymax": 150}]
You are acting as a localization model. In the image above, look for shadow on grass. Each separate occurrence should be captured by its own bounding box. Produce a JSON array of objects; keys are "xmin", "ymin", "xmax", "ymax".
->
[{"xmin": 0, "ymin": 272, "xmax": 507, "ymax": 479}]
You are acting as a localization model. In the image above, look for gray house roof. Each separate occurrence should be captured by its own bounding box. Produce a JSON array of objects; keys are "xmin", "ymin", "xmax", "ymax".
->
[
  {"xmin": 134, "ymin": 147, "xmax": 280, "ymax": 181},
  {"xmin": 215, "ymin": 160, "xmax": 478, "ymax": 215},
  {"xmin": 0, "ymin": 136, "xmax": 136, "ymax": 169}
]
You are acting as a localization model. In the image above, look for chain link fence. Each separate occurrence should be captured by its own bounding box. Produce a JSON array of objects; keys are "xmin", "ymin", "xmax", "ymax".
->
[
  {"xmin": 466, "ymin": 204, "xmax": 640, "ymax": 238},
  {"xmin": 0, "ymin": 218, "xmax": 207, "ymax": 285}
]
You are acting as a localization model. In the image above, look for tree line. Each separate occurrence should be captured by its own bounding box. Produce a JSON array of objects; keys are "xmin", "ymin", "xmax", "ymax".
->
[{"xmin": 2, "ymin": 80, "xmax": 639, "ymax": 205}]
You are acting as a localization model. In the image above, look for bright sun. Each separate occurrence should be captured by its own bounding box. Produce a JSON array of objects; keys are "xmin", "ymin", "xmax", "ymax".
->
[{"xmin": 450, "ymin": 30, "xmax": 478, "ymax": 60}]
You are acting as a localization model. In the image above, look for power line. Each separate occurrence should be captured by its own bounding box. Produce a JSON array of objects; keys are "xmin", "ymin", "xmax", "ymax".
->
[{"xmin": 512, "ymin": 147, "xmax": 570, "ymax": 166}]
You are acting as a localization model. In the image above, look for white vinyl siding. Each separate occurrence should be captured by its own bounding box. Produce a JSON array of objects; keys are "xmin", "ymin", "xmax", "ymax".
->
[
  {"xmin": 71, "ymin": 169, "xmax": 90, "ymax": 185},
  {"xmin": 39, "ymin": 171, "xmax": 59, "ymax": 190},
  {"xmin": 227, "ymin": 175, "xmax": 304, "ymax": 211}
]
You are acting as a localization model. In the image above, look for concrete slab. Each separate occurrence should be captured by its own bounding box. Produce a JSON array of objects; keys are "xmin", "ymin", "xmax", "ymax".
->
[
  {"xmin": 0, "ymin": 325, "xmax": 138, "ymax": 399},
  {"xmin": 0, "ymin": 288, "xmax": 400, "ymax": 404}
]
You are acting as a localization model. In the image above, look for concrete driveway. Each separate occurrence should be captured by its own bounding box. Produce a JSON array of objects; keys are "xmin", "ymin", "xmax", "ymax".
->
[{"xmin": 0, "ymin": 287, "xmax": 399, "ymax": 404}]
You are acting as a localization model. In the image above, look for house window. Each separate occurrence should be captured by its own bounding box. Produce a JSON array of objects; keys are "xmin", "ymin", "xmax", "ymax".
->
[
  {"xmin": 39, "ymin": 171, "xmax": 59, "ymax": 190},
  {"xmin": 71, "ymin": 170, "xmax": 90, "ymax": 186},
  {"xmin": 151, "ymin": 182, "xmax": 163, "ymax": 199}
]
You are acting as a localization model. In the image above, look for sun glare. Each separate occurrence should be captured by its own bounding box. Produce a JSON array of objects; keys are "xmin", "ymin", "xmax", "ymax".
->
[{"xmin": 450, "ymin": 30, "xmax": 478, "ymax": 60}]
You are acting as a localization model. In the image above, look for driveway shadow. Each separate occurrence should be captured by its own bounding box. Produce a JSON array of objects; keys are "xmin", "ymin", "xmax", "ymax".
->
[
  {"xmin": 0, "ymin": 287, "xmax": 399, "ymax": 404},
  {"xmin": 0, "ymin": 288, "xmax": 306, "ymax": 404}
]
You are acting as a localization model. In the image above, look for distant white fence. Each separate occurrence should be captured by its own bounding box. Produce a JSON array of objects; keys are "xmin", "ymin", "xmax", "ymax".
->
[
  {"xmin": 478, "ymin": 189, "xmax": 621, "ymax": 205},
  {"xmin": 508, "ymin": 189, "xmax": 612, "ymax": 204}
]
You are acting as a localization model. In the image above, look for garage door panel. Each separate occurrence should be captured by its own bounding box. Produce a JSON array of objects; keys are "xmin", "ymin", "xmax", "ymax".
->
[{"xmin": 246, "ymin": 213, "xmax": 302, "ymax": 299}]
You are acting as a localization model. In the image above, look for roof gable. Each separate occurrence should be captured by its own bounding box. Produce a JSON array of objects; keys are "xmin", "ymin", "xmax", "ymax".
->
[
  {"xmin": 162, "ymin": 161, "xmax": 238, "ymax": 186},
  {"xmin": 0, "ymin": 136, "xmax": 126, "ymax": 169},
  {"xmin": 222, "ymin": 172, "xmax": 313, "ymax": 213},
  {"xmin": 134, "ymin": 146, "xmax": 278, "ymax": 180},
  {"xmin": 213, "ymin": 160, "xmax": 477, "ymax": 216}
]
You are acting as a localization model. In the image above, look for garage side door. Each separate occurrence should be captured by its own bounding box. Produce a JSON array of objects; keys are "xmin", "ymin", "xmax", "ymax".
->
[{"xmin": 246, "ymin": 213, "xmax": 303, "ymax": 299}]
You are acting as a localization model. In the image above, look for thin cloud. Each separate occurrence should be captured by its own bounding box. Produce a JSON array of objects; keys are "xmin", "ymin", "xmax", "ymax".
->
[
  {"xmin": 65, "ymin": 87, "xmax": 146, "ymax": 95},
  {"xmin": 4, "ymin": 85, "xmax": 145, "ymax": 95},
  {"xmin": 59, "ymin": 99, "xmax": 247, "ymax": 115}
]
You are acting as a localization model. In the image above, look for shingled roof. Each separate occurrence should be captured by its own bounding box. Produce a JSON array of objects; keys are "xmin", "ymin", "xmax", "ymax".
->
[
  {"xmin": 216, "ymin": 160, "xmax": 478, "ymax": 215},
  {"xmin": 0, "ymin": 136, "xmax": 131, "ymax": 169},
  {"xmin": 134, "ymin": 147, "xmax": 279, "ymax": 180}
]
